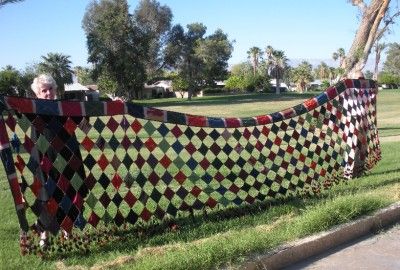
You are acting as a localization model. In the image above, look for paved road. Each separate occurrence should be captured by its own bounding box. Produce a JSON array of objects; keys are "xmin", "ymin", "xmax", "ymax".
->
[{"xmin": 284, "ymin": 223, "xmax": 400, "ymax": 270}]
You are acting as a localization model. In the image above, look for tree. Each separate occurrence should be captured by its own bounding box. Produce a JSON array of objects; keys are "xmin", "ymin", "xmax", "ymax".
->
[
  {"xmin": 97, "ymin": 70, "xmax": 118, "ymax": 96},
  {"xmin": 0, "ymin": 0, "xmax": 24, "ymax": 8},
  {"xmin": 133, "ymin": 0, "xmax": 173, "ymax": 80},
  {"xmin": 225, "ymin": 74, "xmax": 269, "ymax": 92},
  {"xmin": 82, "ymin": 0, "xmax": 147, "ymax": 99},
  {"xmin": 227, "ymin": 61, "xmax": 270, "ymax": 92},
  {"xmin": 373, "ymin": 42, "xmax": 387, "ymax": 80},
  {"xmin": 332, "ymin": 48, "xmax": 346, "ymax": 67},
  {"xmin": 247, "ymin": 46, "xmax": 262, "ymax": 76},
  {"xmin": 382, "ymin": 42, "xmax": 400, "ymax": 76},
  {"xmin": 364, "ymin": 70, "xmax": 373, "ymax": 79},
  {"xmin": 195, "ymin": 29, "xmax": 233, "ymax": 85},
  {"xmin": 20, "ymin": 64, "xmax": 38, "ymax": 97},
  {"xmin": 171, "ymin": 72, "xmax": 189, "ymax": 98},
  {"xmin": 0, "ymin": 65, "xmax": 35, "ymax": 97},
  {"xmin": 37, "ymin": 53, "xmax": 73, "ymax": 97},
  {"xmin": 314, "ymin": 62, "xmax": 331, "ymax": 80},
  {"xmin": 342, "ymin": 0, "xmax": 400, "ymax": 77},
  {"xmin": 328, "ymin": 67, "xmax": 337, "ymax": 83},
  {"xmin": 225, "ymin": 75, "xmax": 245, "ymax": 91},
  {"xmin": 230, "ymin": 62, "xmax": 253, "ymax": 77},
  {"xmin": 0, "ymin": 66, "xmax": 20, "ymax": 96},
  {"xmin": 75, "ymin": 66, "xmax": 95, "ymax": 85},
  {"xmin": 179, "ymin": 23, "xmax": 207, "ymax": 100},
  {"xmin": 291, "ymin": 61, "xmax": 314, "ymax": 93},
  {"xmin": 378, "ymin": 71, "xmax": 400, "ymax": 87},
  {"xmin": 266, "ymin": 46, "xmax": 288, "ymax": 94},
  {"xmin": 165, "ymin": 23, "xmax": 232, "ymax": 100},
  {"xmin": 331, "ymin": 48, "xmax": 346, "ymax": 82}
]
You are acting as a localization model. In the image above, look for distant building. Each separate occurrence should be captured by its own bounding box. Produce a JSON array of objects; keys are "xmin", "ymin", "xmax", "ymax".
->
[
  {"xmin": 85, "ymin": 85, "xmax": 100, "ymax": 101},
  {"xmin": 142, "ymin": 80, "xmax": 176, "ymax": 99},
  {"xmin": 142, "ymin": 80, "xmax": 207, "ymax": 99},
  {"xmin": 215, "ymin": 81, "xmax": 226, "ymax": 88},
  {"xmin": 270, "ymin": 79, "xmax": 289, "ymax": 92},
  {"xmin": 64, "ymin": 83, "xmax": 100, "ymax": 101},
  {"xmin": 308, "ymin": 80, "xmax": 323, "ymax": 91}
]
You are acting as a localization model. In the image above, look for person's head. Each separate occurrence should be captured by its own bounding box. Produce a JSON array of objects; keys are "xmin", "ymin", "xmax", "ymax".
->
[
  {"xmin": 353, "ymin": 70, "xmax": 365, "ymax": 79},
  {"xmin": 31, "ymin": 74, "xmax": 57, "ymax": 99}
]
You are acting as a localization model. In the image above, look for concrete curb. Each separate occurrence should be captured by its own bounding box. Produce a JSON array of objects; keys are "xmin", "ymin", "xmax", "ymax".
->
[{"xmin": 243, "ymin": 201, "xmax": 400, "ymax": 270}]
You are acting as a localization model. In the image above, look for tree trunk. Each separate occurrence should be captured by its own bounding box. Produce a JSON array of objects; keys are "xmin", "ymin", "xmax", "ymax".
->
[
  {"xmin": 275, "ymin": 78, "xmax": 281, "ymax": 95},
  {"xmin": 300, "ymin": 81, "xmax": 306, "ymax": 93},
  {"xmin": 252, "ymin": 57, "xmax": 257, "ymax": 76},
  {"xmin": 188, "ymin": 88, "xmax": 193, "ymax": 100},
  {"xmin": 373, "ymin": 42, "xmax": 383, "ymax": 80},
  {"xmin": 342, "ymin": 0, "xmax": 390, "ymax": 77}
]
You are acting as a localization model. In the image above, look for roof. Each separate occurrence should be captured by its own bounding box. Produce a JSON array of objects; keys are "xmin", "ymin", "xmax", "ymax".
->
[
  {"xmin": 64, "ymin": 83, "xmax": 89, "ymax": 91},
  {"xmin": 86, "ymin": 85, "xmax": 99, "ymax": 91},
  {"xmin": 309, "ymin": 79, "xmax": 323, "ymax": 85},
  {"xmin": 270, "ymin": 79, "xmax": 288, "ymax": 88},
  {"xmin": 145, "ymin": 80, "xmax": 172, "ymax": 89}
]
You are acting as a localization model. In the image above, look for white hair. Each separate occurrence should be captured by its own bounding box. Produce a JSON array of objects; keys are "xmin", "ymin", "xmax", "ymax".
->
[{"xmin": 31, "ymin": 74, "xmax": 58, "ymax": 95}]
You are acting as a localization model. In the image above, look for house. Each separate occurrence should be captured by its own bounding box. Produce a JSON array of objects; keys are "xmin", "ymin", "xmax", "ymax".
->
[
  {"xmin": 270, "ymin": 79, "xmax": 289, "ymax": 92},
  {"xmin": 142, "ymin": 80, "xmax": 206, "ymax": 99},
  {"xmin": 308, "ymin": 80, "xmax": 323, "ymax": 91},
  {"xmin": 64, "ymin": 83, "xmax": 100, "ymax": 101},
  {"xmin": 142, "ymin": 80, "xmax": 174, "ymax": 99},
  {"xmin": 85, "ymin": 85, "xmax": 101, "ymax": 101},
  {"xmin": 215, "ymin": 80, "xmax": 226, "ymax": 88}
]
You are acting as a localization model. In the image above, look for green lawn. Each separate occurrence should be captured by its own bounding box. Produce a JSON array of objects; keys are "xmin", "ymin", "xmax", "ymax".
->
[
  {"xmin": 135, "ymin": 91, "xmax": 319, "ymax": 118},
  {"xmin": 136, "ymin": 90, "xmax": 400, "ymax": 138},
  {"xmin": 0, "ymin": 89, "xmax": 399, "ymax": 269}
]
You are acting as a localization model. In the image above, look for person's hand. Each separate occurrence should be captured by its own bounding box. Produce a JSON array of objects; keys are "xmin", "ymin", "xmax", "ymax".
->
[
  {"xmin": 111, "ymin": 96, "xmax": 125, "ymax": 102},
  {"xmin": 106, "ymin": 94, "xmax": 126, "ymax": 102}
]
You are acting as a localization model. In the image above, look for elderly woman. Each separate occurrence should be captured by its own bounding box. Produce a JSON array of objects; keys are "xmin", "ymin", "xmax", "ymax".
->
[
  {"xmin": 31, "ymin": 74, "xmax": 57, "ymax": 99},
  {"xmin": 30, "ymin": 74, "xmax": 87, "ymax": 249}
]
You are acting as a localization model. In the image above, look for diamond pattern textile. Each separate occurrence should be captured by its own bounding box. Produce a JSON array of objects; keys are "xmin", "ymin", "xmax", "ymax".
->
[{"xmin": 0, "ymin": 79, "xmax": 380, "ymax": 254}]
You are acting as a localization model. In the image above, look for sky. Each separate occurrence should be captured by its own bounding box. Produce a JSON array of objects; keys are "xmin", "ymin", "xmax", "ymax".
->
[{"xmin": 1, "ymin": 0, "xmax": 399, "ymax": 71}]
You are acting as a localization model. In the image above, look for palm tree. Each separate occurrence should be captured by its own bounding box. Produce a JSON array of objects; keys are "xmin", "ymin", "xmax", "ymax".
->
[
  {"xmin": 247, "ymin": 46, "xmax": 262, "ymax": 76},
  {"xmin": 292, "ymin": 61, "xmax": 313, "ymax": 93},
  {"xmin": 373, "ymin": 42, "xmax": 387, "ymax": 80},
  {"xmin": 38, "ymin": 53, "xmax": 74, "ymax": 97},
  {"xmin": 0, "ymin": 0, "xmax": 24, "ymax": 8},
  {"xmin": 266, "ymin": 46, "xmax": 288, "ymax": 94},
  {"xmin": 332, "ymin": 48, "xmax": 346, "ymax": 67},
  {"xmin": 315, "ymin": 62, "xmax": 330, "ymax": 80},
  {"xmin": 265, "ymin": 45, "xmax": 274, "ymax": 61},
  {"xmin": 329, "ymin": 67, "xmax": 336, "ymax": 84}
]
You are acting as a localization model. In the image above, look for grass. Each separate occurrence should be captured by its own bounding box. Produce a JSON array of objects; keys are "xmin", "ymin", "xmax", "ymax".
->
[
  {"xmin": 135, "ymin": 91, "xmax": 319, "ymax": 118},
  {"xmin": 136, "ymin": 89, "xmax": 400, "ymax": 139},
  {"xmin": 0, "ymin": 89, "xmax": 399, "ymax": 269},
  {"xmin": 374, "ymin": 90, "xmax": 400, "ymax": 138}
]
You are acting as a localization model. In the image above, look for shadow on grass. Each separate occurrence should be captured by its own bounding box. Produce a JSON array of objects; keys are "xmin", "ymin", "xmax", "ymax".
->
[
  {"xmin": 379, "ymin": 127, "xmax": 400, "ymax": 131},
  {"xmin": 331, "ymin": 175, "xmax": 400, "ymax": 195},
  {"xmin": 368, "ymin": 167, "xmax": 400, "ymax": 177},
  {"xmin": 43, "ymin": 170, "xmax": 400, "ymax": 261},
  {"xmin": 44, "ymin": 196, "xmax": 306, "ymax": 261}
]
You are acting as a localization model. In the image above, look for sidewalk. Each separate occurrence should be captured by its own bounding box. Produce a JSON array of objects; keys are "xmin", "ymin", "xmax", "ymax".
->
[
  {"xmin": 284, "ymin": 224, "xmax": 400, "ymax": 269},
  {"xmin": 243, "ymin": 201, "xmax": 400, "ymax": 270}
]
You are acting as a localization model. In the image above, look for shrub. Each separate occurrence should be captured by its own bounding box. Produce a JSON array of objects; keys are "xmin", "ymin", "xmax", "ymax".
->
[
  {"xmin": 202, "ymin": 87, "xmax": 226, "ymax": 95},
  {"xmin": 225, "ymin": 75, "xmax": 247, "ymax": 91},
  {"xmin": 225, "ymin": 74, "xmax": 271, "ymax": 92}
]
